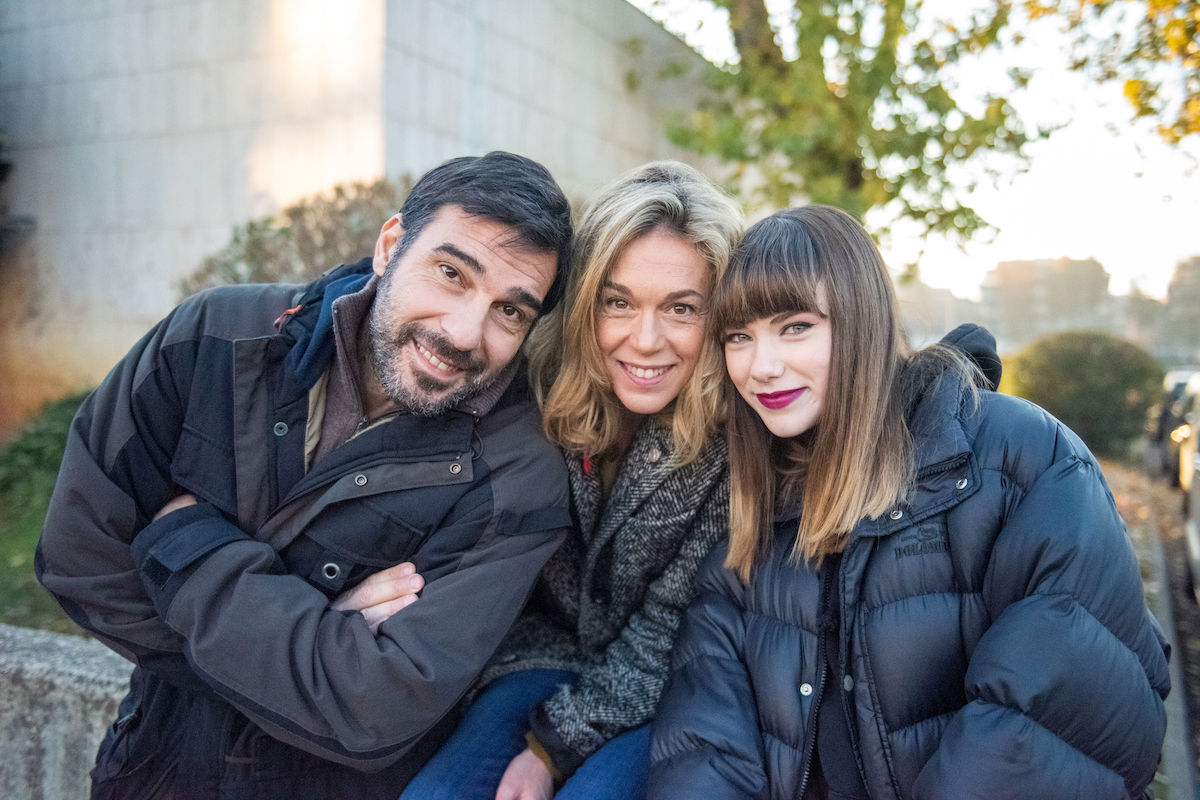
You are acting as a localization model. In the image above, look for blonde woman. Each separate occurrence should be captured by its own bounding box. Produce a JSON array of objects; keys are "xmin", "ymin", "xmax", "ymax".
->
[
  {"xmin": 399, "ymin": 162, "xmax": 743, "ymax": 799},
  {"xmin": 649, "ymin": 206, "xmax": 1169, "ymax": 799}
]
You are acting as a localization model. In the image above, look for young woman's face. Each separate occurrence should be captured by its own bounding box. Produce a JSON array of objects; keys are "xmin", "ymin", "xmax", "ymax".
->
[
  {"xmin": 596, "ymin": 229, "xmax": 712, "ymax": 416},
  {"xmin": 723, "ymin": 300, "xmax": 832, "ymax": 439}
]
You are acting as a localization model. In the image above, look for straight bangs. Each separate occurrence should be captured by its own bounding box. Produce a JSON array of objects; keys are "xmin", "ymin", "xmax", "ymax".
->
[{"xmin": 710, "ymin": 215, "xmax": 827, "ymax": 337}]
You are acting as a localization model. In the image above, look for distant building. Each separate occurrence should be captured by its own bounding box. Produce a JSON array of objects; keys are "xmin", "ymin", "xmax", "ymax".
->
[
  {"xmin": 894, "ymin": 277, "xmax": 981, "ymax": 349},
  {"xmin": 0, "ymin": 0, "xmax": 710, "ymax": 435},
  {"xmin": 1164, "ymin": 256, "xmax": 1200, "ymax": 365},
  {"xmin": 980, "ymin": 258, "xmax": 1114, "ymax": 354}
]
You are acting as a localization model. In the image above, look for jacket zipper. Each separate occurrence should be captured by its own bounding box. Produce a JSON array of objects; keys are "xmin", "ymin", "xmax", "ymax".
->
[
  {"xmin": 796, "ymin": 562, "xmax": 835, "ymax": 799},
  {"xmin": 836, "ymin": 544, "xmax": 871, "ymax": 795}
]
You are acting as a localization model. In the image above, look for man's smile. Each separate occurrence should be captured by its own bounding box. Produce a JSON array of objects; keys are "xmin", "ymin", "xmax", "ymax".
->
[{"xmin": 415, "ymin": 339, "xmax": 465, "ymax": 374}]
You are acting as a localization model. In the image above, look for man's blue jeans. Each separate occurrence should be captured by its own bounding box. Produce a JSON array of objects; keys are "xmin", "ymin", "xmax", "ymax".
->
[{"xmin": 399, "ymin": 668, "xmax": 650, "ymax": 800}]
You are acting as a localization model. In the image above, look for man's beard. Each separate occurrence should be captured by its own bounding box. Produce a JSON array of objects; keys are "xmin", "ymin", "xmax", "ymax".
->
[{"xmin": 368, "ymin": 316, "xmax": 491, "ymax": 416}]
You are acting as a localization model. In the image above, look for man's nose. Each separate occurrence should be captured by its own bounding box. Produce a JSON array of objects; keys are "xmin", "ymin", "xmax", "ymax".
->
[{"xmin": 440, "ymin": 303, "xmax": 486, "ymax": 353}]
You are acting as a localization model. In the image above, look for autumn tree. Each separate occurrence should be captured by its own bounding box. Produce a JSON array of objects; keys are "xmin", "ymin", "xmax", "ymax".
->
[
  {"xmin": 1039, "ymin": 0, "xmax": 1200, "ymax": 143},
  {"xmin": 639, "ymin": 0, "xmax": 1199, "ymax": 241}
]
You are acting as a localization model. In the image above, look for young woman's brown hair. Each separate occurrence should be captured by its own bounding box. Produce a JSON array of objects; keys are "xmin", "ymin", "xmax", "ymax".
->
[
  {"xmin": 711, "ymin": 205, "xmax": 972, "ymax": 579},
  {"xmin": 526, "ymin": 161, "xmax": 743, "ymax": 464}
]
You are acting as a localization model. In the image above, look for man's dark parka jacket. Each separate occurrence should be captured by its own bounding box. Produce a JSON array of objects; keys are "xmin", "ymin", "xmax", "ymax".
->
[
  {"xmin": 35, "ymin": 260, "xmax": 571, "ymax": 797},
  {"xmin": 649, "ymin": 326, "xmax": 1170, "ymax": 800}
]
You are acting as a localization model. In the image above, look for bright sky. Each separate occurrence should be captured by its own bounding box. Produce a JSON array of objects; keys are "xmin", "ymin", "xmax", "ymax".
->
[{"xmin": 627, "ymin": 0, "xmax": 1200, "ymax": 300}]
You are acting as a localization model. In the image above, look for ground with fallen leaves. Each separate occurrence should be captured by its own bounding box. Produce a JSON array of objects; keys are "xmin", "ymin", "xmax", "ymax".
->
[{"xmin": 1104, "ymin": 457, "xmax": 1198, "ymax": 776}]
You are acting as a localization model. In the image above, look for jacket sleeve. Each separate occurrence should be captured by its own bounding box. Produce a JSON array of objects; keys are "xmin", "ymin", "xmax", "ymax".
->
[
  {"xmin": 530, "ymin": 476, "xmax": 729, "ymax": 777},
  {"xmin": 129, "ymin": 495, "xmax": 566, "ymax": 771},
  {"xmin": 647, "ymin": 543, "xmax": 770, "ymax": 800},
  {"xmin": 913, "ymin": 432, "xmax": 1170, "ymax": 799},
  {"xmin": 36, "ymin": 308, "xmax": 200, "ymax": 683}
]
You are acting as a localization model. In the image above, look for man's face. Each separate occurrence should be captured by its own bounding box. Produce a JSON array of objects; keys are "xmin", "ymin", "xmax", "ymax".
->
[{"xmin": 369, "ymin": 205, "xmax": 557, "ymax": 415}]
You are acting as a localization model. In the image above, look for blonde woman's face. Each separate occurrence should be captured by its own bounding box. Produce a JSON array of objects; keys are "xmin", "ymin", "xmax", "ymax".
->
[
  {"xmin": 596, "ymin": 229, "xmax": 711, "ymax": 416},
  {"xmin": 723, "ymin": 298, "xmax": 832, "ymax": 439}
]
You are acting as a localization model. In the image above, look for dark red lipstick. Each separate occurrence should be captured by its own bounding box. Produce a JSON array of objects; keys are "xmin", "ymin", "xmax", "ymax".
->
[{"xmin": 756, "ymin": 388, "xmax": 804, "ymax": 410}]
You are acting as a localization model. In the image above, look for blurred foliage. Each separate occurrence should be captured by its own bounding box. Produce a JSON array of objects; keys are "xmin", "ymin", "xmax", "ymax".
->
[
  {"xmin": 645, "ymin": 0, "xmax": 1036, "ymax": 243},
  {"xmin": 1005, "ymin": 331, "xmax": 1164, "ymax": 457},
  {"xmin": 1027, "ymin": 0, "xmax": 1200, "ymax": 143},
  {"xmin": 0, "ymin": 390, "xmax": 90, "ymax": 634},
  {"xmin": 640, "ymin": 0, "xmax": 1199, "ymax": 243},
  {"xmin": 179, "ymin": 176, "xmax": 412, "ymax": 299}
]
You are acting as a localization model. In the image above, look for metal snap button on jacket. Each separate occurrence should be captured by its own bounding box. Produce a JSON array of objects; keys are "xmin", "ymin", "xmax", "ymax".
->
[
  {"xmin": 799, "ymin": 683, "xmax": 813, "ymax": 696},
  {"xmin": 273, "ymin": 422, "xmax": 288, "ymax": 436},
  {"xmin": 354, "ymin": 474, "xmax": 367, "ymax": 486},
  {"xmin": 956, "ymin": 478, "xmax": 969, "ymax": 490},
  {"xmin": 450, "ymin": 463, "xmax": 462, "ymax": 474},
  {"xmin": 889, "ymin": 509, "xmax": 903, "ymax": 520}
]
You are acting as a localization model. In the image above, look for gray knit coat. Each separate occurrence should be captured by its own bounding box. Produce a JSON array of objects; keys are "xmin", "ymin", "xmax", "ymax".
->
[{"xmin": 478, "ymin": 417, "xmax": 730, "ymax": 776}]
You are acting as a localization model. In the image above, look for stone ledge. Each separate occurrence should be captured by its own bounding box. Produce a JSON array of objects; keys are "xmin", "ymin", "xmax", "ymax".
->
[{"xmin": 0, "ymin": 623, "xmax": 132, "ymax": 800}]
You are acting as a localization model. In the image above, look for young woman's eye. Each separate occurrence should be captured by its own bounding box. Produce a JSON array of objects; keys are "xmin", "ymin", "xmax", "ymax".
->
[
  {"xmin": 724, "ymin": 331, "xmax": 749, "ymax": 344},
  {"xmin": 784, "ymin": 321, "xmax": 812, "ymax": 335}
]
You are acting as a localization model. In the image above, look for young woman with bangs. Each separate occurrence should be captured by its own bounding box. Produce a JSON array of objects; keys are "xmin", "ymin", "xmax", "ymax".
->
[
  {"xmin": 648, "ymin": 205, "xmax": 1170, "ymax": 800},
  {"xmin": 399, "ymin": 161, "xmax": 743, "ymax": 800}
]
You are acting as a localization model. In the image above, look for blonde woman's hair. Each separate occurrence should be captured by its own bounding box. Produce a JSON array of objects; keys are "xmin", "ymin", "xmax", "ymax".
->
[
  {"xmin": 526, "ymin": 161, "xmax": 744, "ymax": 463},
  {"xmin": 712, "ymin": 205, "xmax": 976, "ymax": 580}
]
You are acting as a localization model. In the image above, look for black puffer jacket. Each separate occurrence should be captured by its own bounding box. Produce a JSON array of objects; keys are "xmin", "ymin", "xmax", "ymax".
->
[{"xmin": 650, "ymin": 326, "xmax": 1170, "ymax": 800}]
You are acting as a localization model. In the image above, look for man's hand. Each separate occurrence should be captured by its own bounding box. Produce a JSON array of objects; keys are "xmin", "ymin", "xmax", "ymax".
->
[
  {"xmin": 154, "ymin": 493, "xmax": 197, "ymax": 521},
  {"xmin": 495, "ymin": 748, "xmax": 555, "ymax": 800},
  {"xmin": 331, "ymin": 562, "xmax": 424, "ymax": 633}
]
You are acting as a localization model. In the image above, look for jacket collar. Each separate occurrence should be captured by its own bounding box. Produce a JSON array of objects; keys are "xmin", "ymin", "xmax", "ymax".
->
[
  {"xmin": 843, "ymin": 325, "xmax": 1001, "ymax": 538},
  {"xmin": 283, "ymin": 257, "xmax": 520, "ymax": 420}
]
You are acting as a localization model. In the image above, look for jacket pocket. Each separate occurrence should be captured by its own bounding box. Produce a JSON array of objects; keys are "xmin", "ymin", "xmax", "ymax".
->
[
  {"xmin": 279, "ymin": 498, "xmax": 430, "ymax": 596},
  {"xmin": 171, "ymin": 423, "xmax": 238, "ymax": 516},
  {"xmin": 90, "ymin": 673, "xmax": 183, "ymax": 799}
]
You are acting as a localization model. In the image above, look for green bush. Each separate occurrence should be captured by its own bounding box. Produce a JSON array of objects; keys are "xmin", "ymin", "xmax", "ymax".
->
[
  {"xmin": 0, "ymin": 390, "xmax": 90, "ymax": 633},
  {"xmin": 1005, "ymin": 331, "xmax": 1164, "ymax": 458},
  {"xmin": 179, "ymin": 176, "xmax": 412, "ymax": 298}
]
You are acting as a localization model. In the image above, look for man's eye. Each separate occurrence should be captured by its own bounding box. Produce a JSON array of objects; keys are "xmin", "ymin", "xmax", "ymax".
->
[
  {"xmin": 440, "ymin": 264, "xmax": 460, "ymax": 281},
  {"xmin": 501, "ymin": 305, "xmax": 522, "ymax": 319}
]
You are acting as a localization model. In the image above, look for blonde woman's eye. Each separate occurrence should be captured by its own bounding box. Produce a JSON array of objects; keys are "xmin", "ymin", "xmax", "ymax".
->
[
  {"xmin": 605, "ymin": 297, "xmax": 629, "ymax": 311},
  {"xmin": 671, "ymin": 303, "xmax": 694, "ymax": 315}
]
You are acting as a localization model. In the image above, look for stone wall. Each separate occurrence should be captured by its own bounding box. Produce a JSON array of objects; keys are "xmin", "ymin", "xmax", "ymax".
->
[{"xmin": 0, "ymin": 624, "xmax": 131, "ymax": 800}]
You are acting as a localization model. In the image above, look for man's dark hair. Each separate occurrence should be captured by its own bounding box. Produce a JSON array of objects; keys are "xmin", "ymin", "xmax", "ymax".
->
[{"xmin": 395, "ymin": 151, "xmax": 573, "ymax": 314}]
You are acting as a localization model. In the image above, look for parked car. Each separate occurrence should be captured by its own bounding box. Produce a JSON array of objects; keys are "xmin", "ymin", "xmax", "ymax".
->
[
  {"xmin": 1150, "ymin": 370, "xmax": 1200, "ymax": 483},
  {"xmin": 1184, "ymin": 452, "xmax": 1200, "ymax": 602},
  {"xmin": 1166, "ymin": 374, "xmax": 1200, "ymax": 499}
]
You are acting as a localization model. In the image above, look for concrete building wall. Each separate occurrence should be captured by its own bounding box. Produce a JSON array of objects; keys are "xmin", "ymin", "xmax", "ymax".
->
[
  {"xmin": 0, "ymin": 0, "xmax": 707, "ymax": 435},
  {"xmin": 380, "ymin": 0, "xmax": 707, "ymax": 200}
]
